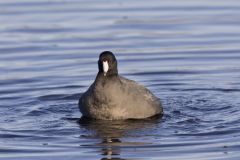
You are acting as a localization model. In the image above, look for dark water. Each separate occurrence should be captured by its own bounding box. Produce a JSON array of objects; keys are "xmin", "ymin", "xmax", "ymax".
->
[{"xmin": 1, "ymin": 0, "xmax": 240, "ymax": 159}]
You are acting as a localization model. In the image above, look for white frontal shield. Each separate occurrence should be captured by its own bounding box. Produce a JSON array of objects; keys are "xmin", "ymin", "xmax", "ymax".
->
[{"xmin": 103, "ymin": 61, "xmax": 109, "ymax": 76}]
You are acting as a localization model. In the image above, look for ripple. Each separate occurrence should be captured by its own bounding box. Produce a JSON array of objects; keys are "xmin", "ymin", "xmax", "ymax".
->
[
  {"xmin": 180, "ymin": 88, "xmax": 240, "ymax": 92},
  {"xmin": 38, "ymin": 93, "xmax": 81, "ymax": 101}
]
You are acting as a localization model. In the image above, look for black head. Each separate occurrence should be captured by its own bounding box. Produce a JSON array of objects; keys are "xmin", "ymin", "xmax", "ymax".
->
[{"xmin": 98, "ymin": 51, "xmax": 118, "ymax": 77}]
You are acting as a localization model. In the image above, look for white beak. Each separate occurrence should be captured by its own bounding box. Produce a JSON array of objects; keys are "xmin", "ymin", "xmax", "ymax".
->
[{"xmin": 103, "ymin": 61, "xmax": 109, "ymax": 76}]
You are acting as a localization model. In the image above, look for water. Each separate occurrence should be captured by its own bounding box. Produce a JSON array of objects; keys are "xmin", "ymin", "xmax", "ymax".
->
[{"xmin": 0, "ymin": 0, "xmax": 240, "ymax": 159}]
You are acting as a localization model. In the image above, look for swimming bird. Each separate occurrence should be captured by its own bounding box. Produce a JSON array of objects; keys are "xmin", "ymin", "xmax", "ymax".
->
[{"xmin": 79, "ymin": 51, "xmax": 163, "ymax": 120}]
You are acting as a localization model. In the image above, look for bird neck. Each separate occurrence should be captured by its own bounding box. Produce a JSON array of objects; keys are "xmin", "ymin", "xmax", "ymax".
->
[
  {"xmin": 97, "ymin": 71, "xmax": 118, "ymax": 79},
  {"xmin": 95, "ymin": 72, "xmax": 119, "ymax": 87}
]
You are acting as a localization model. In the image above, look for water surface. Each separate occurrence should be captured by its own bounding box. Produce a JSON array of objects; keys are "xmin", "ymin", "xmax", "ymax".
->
[{"xmin": 0, "ymin": 0, "xmax": 240, "ymax": 159}]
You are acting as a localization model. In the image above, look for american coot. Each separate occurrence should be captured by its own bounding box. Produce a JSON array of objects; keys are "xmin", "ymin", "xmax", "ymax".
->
[{"xmin": 79, "ymin": 51, "xmax": 163, "ymax": 120}]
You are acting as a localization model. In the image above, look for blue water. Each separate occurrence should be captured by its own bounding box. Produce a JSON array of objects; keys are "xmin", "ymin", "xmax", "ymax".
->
[{"xmin": 1, "ymin": 0, "xmax": 240, "ymax": 159}]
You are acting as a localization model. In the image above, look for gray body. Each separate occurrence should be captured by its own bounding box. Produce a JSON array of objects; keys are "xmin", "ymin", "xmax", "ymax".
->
[{"xmin": 79, "ymin": 73, "xmax": 163, "ymax": 120}]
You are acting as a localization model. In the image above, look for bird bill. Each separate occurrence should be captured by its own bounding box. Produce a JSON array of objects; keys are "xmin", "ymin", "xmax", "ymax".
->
[{"xmin": 103, "ymin": 61, "xmax": 109, "ymax": 76}]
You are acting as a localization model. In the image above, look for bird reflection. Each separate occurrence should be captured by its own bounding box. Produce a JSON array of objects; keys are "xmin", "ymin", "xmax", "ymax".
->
[{"xmin": 78, "ymin": 115, "xmax": 162, "ymax": 160}]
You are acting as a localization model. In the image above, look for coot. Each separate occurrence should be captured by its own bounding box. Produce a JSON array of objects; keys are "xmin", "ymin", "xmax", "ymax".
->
[{"xmin": 79, "ymin": 51, "xmax": 163, "ymax": 120}]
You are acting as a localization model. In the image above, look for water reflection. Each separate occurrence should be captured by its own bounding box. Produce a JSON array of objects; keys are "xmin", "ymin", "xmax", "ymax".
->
[{"xmin": 78, "ymin": 115, "xmax": 162, "ymax": 159}]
